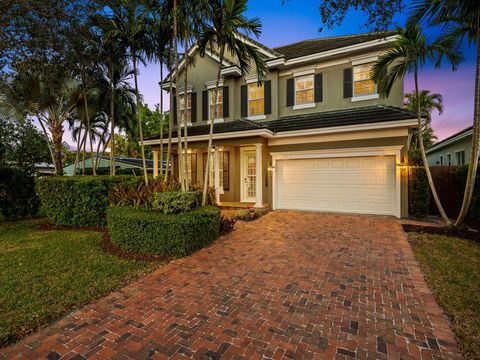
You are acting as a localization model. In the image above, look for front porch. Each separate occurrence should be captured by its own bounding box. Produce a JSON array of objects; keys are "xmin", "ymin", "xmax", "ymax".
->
[{"xmin": 152, "ymin": 138, "xmax": 270, "ymax": 208}]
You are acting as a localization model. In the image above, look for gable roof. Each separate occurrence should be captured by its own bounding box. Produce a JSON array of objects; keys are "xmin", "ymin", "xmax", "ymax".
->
[
  {"xmin": 426, "ymin": 126, "xmax": 473, "ymax": 153},
  {"xmin": 144, "ymin": 105, "xmax": 416, "ymax": 142},
  {"xmin": 273, "ymin": 30, "xmax": 398, "ymax": 60}
]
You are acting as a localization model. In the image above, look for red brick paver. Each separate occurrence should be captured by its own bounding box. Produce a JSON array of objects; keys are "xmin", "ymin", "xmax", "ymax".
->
[{"xmin": 1, "ymin": 212, "xmax": 461, "ymax": 359}]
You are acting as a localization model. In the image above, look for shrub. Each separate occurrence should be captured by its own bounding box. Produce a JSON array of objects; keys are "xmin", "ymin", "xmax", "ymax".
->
[
  {"xmin": 151, "ymin": 191, "xmax": 200, "ymax": 214},
  {"xmin": 109, "ymin": 178, "xmax": 180, "ymax": 209},
  {"xmin": 234, "ymin": 208, "xmax": 267, "ymax": 221},
  {"xmin": 220, "ymin": 215, "xmax": 237, "ymax": 234},
  {"xmin": 36, "ymin": 175, "xmax": 138, "ymax": 227},
  {"xmin": 107, "ymin": 206, "xmax": 220, "ymax": 257},
  {"xmin": 409, "ymin": 167, "xmax": 430, "ymax": 219},
  {"xmin": 0, "ymin": 167, "xmax": 39, "ymax": 219}
]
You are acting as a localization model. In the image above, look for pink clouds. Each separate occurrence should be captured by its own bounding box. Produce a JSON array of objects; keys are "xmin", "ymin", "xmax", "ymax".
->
[{"xmin": 405, "ymin": 64, "xmax": 475, "ymax": 140}]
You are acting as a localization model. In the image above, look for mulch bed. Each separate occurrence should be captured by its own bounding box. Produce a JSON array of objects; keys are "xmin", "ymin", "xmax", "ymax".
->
[{"xmin": 403, "ymin": 223, "xmax": 480, "ymax": 242}]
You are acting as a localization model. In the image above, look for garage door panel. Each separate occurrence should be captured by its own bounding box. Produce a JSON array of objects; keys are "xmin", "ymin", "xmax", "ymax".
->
[{"xmin": 276, "ymin": 155, "xmax": 396, "ymax": 216}]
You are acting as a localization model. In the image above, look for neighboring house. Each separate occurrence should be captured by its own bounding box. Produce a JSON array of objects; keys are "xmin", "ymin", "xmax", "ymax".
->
[
  {"xmin": 145, "ymin": 31, "xmax": 417, "ymax": 218},
  {"xmin": 63, "ymin": 156, "xmax": 155, "ymax": 176},
  {"xmin": 426, "ymin": 126, "xmax": 472, "ymax": 166},
  {"xmin": 35, "ymin": 162, "xmax": 55, "ymax": 176}
]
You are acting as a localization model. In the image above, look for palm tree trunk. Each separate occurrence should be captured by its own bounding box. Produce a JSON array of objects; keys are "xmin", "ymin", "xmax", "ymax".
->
[
  {"xmin": 109, "ymin": 62, "xmax": 116, "ymax": 176},
  {"xmin": 202, "ymin": 44, "xmax": 225, "ymax": 206},
  {"xmin": 455, "ymin": 36, "xmax": 480, "ymax": 227},
  {"xmin": 94, "ymin": 122, "xmax": 109, "ymax": 170},
  {"xmin": 173, "ymin": 0, "xmax": 184, "ymax": 191},
  {"xmin": 414, "ymin": 69, "xmax": 451, "ymax": 225},
  {"xmin": 132, "ymin": 53, "xmax": 149, "ymax": 185},
  {"xmin": 51, "ymin": 122, "xmax": 64, "ymax": 176},
  {"xmin": 183, "ymin": 30, "xmax": 189, "ymax": 191},
  {"xmin": 159, "ymin": 60, "xmax": 164, "ymax": 177},
  {"xmin": 73, "ymin": 127, "xmax": 82, "ymax": 175},
  {"xmin": 38, "ymin": 117, "xmax": 56, "ymax": 171},
  {"xmin": 82, "ymin": 86, "xmax": 96, "ymax": 176},
  {"xmin": 164, "ymin": 59, "xmax": 173, "ymax": 182}
]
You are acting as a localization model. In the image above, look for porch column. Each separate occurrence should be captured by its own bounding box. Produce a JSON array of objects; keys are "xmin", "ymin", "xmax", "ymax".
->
[
  {"xmin": 153, "ymin": 151, "xmax": 159, "ymax": 178},
  {"xmin": 214, "ymin": 147, "xmax": 221, "ymax": 204},
  {"xmin": 255, "ymin": 143, "xmax": 263, "ymax": 208}
]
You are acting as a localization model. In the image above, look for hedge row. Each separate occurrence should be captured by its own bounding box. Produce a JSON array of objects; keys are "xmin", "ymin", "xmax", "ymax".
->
[
  {"xmin": 107, "ymin": 206, "xmax": 220, "ymax": 257},
  {"xmin": 36, "ymin": 176, "xmax": 138, "ymax": 227},
  {"xmin": 0, "ymin": 167, "xmax": 39, "ymax": 219},
  {"xmin": 409, "ymin": 167, "xmax": 430, "ymax": 219}
]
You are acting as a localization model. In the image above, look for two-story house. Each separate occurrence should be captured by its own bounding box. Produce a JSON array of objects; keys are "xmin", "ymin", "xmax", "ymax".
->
[{"xmin": 145, "ymin": 31, "xmax": 417, "ymax": 218}]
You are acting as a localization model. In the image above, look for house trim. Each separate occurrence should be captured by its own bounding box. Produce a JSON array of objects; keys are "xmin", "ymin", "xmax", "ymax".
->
[{"xmin": 427, "ymin": 128, "xmax": 473, "ymax": 153}]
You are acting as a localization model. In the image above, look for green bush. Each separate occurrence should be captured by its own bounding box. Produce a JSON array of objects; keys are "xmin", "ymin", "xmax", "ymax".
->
[
  {"xmin": 107, "ymin": 206, "xmax": 220, "ymax": 257},
  {"xmin": 234, "ymin": 208, "xmax": 267, "ymax": 221},
  {"xmin": 151, "ymin": 191, "xmax": 200, "ymax": 214},
  {"xmin": 409, "ymin": 167, "xmax": 430, "ymax": 219},
  {"xmin": 36, "ymin": 176, "xmax": 138, "ymax": 227},
  {"xmin": 0, "ymin": 167, "xmax": 39, "ymax": 219}
]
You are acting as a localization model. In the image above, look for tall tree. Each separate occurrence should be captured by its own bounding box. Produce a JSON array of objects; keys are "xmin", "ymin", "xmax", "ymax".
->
[
  {"xmin": 372, "ymin": 25, "xmax": 462, "ymax": 225},
  {"xmin": 409, "ymin": 0, "xmax": 480, "ymax": 227},
  {"xmin": 197, "ymin": 0, "xmax": 267, "ymax": 205},
  {"xmin": 405, "ymin": 89, "xmax": 442, "ymax": 149}
]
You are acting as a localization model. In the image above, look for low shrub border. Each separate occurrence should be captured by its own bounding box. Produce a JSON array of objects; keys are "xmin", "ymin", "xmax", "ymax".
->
[
  {"xmin": 0, "ymin": 167, "xmax": 39, "ymax": 219},
  {"xmin": 107, "ymin": 205, "xmax": 220, "ymax": 257},
  {"xmin": 36, "ymin": 176, "xmax": 138, "ymax": 227}
]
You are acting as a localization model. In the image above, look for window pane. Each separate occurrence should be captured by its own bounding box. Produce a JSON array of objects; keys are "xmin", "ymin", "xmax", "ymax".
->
[
  {"xmin": 354, "ymin": 79, "xmax": 376, "ymax": 96},
  {"xmin": 208, "ymin": 89, "xmax": 223, "ymax": 120},
  {"xmin": 295, "ymin": 75, "xmax": 314, "ymax": 105},
  {"xmin": 248, "ymin": 83, "xmax": 264, "ymax": 116}
]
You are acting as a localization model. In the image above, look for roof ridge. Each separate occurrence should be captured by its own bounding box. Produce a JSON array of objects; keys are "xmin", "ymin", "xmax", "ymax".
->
[{"xmin": 273, "ymin": 30, "xmax": 396, "ymax": 50}]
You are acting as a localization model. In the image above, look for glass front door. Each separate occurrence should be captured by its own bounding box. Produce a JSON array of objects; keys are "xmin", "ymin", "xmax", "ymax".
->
[{"xmin": 242, "ymin": 150, "xmax": 256, "ymax": 202}]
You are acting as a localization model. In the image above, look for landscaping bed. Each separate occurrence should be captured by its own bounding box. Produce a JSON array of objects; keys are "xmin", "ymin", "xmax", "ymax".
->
[
  {"xmin": 407, "ymin": 232, "xmax": 480, "ymax": 358},
  {"xmin": 0, "ymin": 219, "xmax": 154, "ymax": 347}
]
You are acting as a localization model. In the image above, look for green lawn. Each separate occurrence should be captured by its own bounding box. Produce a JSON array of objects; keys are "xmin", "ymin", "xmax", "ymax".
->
[
  {"xmin": 408, "ymin": 232, "xmax": 480, "ymax": 359},
  {"xmin": 0, "ymin": 219, "xmax": 153, "ymax": 347}
]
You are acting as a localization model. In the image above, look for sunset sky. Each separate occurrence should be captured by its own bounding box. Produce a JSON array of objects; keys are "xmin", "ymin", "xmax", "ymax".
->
[{"xmin": 88, "ymin": 0, "xmax": 478, "ymax": 144}]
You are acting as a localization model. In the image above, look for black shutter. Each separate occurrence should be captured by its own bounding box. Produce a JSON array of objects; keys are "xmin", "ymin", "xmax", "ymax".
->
[
  {"xmin": 190, "ymin": 92, "xmax": 197, "ymax": 122},
  {"xmin": 240, "ymin": 85, "xmax": 247, "ymax": 118},
  {"xmin": 286, "ymin": 78, "xmax": 294, "ymax": 107},
  {"xmin": 223, "ymin": 86, "xmax": 229, "ymax": 118},
  {"xmin": 223, "ymin": 151, "xmax": 229, "ymax": 191},
  {"xmin": 202, "ymin": 90, "xmax": 208, "ymax": 121},
  {"xmin": 264, "ymin": 80, "xmax": 271, "ymax": 114},
  {"xmin": 377, "ymin": 68, "xmax": 387, "ymax": 97},
  {"xmin": 314, "ymin": 73, "xmax": 323, "ymax": 102},
  {"xmin": 191, "ymin": 153, "xmax": 197, "ymax": 184},
  {"xmin": 343, "ymin": 68, "xmax": 353, "ymax": 98},
  {"xmin": 173, "ymin": 96, "xmax": 177, "ymax": 124}
]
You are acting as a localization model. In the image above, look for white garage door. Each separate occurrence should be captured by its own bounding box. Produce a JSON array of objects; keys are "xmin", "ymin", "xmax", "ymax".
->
[{"xmin": 276, "ymin": 155, "xmax": 397, "ymax": 216}]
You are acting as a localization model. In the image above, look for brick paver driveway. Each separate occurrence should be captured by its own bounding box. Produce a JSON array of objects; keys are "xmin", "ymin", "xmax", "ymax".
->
[{"xmin": 1, "ymin": 212, "xmax": 461, "ymax": 359}]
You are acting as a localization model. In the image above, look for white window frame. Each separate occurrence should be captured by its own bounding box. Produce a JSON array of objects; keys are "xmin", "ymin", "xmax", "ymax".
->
[
  {"xmin": 293, "ymin": 74, "xmax": 315, "ymax": 110},
  {"xmin": 455, "ymin": 150, "xmax": 466, "ymax": 166},
  {"xmin": 207, "ymin": 88, "xmax": 224, "ymax": 123},
  {"xmin": 178, "ymin": 93, "xmax": 192, "ymax": 127},
  {"xmin": 351, "ymin": 62, "xmax": 379, "ymax": 102},
  {"xmin": 247, "ymin": 82, "xmax": 266, "ymax": 120}
]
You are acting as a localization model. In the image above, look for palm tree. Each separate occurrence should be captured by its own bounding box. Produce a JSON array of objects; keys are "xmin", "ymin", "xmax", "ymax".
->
[
  {"xmin": 372, "ymin": 25, "xmax": 462, "ymax": 225},
  {"xmin": 197, "ymin": 0, "xmax": 267, "ymax": 205},
  {"xmin": 405, "ymin": 90, "xmax": 442, "ymax": 149},
  {"xmin": 107, "ymin": 0, "xmax": 151, "ymax": 184},
  {"xmin": 409, "ymin": 0, "xmax": 480, "ymax": 227},
  {"xmin": 2, "ymin": 68, "xmax": 79, "ymax": 175}
]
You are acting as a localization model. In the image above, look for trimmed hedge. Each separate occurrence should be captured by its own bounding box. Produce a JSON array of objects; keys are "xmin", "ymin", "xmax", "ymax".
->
[
  {"xmin": 456, "ymin": 165, "xmax": 480, "ymax": 221},
  {"xmin": 36, "ymin": 176, "xmax": 138, "ymax": 227},
  {"xmin": 0, "ymin": 167, "xmax": 39, "ymax": 219},
  {"xmin": 409, "ymin": 167, "xmax": 430, "ymax": 219},
  {"xmin": 107, "ymin": 206, "xmax": 220, "ymax": 257},
  {"xmin": 150, "ymin": 191, "xmax": 200, "ymax": 214}
]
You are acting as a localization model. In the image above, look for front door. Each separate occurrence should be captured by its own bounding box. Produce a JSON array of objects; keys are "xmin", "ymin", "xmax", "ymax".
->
[{"xmin": 241, "ymin": 149, "xmax": 256, "ymax": 203}]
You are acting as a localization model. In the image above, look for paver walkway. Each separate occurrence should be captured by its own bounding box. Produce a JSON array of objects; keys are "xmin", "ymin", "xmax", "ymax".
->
[{"xmin": 1, "ymin": 212, "xmax": 461, "ymax": 359}]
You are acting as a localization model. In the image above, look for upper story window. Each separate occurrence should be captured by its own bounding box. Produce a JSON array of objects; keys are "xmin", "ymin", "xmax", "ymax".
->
[
  {"xmin": 353, "ymin": 63, "xmax": 376, "ymax": 97},
  {"xmin": 248, "ymin": 83, "xmax": 264, "ymax": 116},
  {"xmin": 295, "ymin": 75, "xmax": 314, "ymax": 105},
  {"xmin": 208, "ymin": 89, "xmax": 223, "ymax": 120},
  {"xmin": 179, "ymin": 93, "xmax": 191, "ymax": 123}
]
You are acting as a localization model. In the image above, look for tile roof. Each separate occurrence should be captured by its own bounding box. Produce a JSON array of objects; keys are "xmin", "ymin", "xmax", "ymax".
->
[
  {"xmin": 273, "ymin": 30, "xmax": 398, "ymax": 60},
  {"xmin": 145, "ymin": 106, "xmax": 416, "ymax": 140}
]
